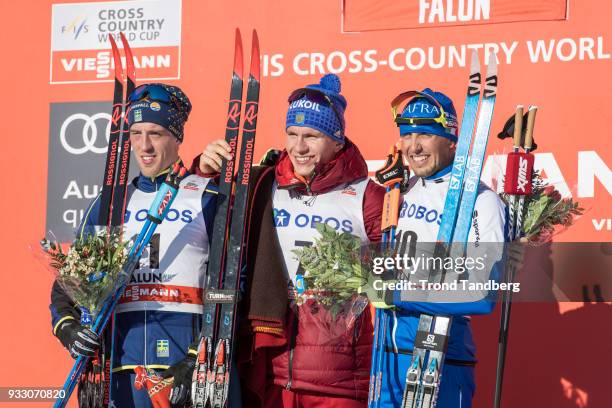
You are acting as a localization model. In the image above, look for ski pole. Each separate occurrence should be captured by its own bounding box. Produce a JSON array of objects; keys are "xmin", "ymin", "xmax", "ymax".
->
[
  {"xmin": 506, "ymin": 106, "xmax": 524, "ymax": 242},
  {"xmin": 369, "ymin": 145, "xmax": 406, "ymax": 407},
  {"xmin": 494, "ymin": 106, "xmax": 536, "ymax": 408}
]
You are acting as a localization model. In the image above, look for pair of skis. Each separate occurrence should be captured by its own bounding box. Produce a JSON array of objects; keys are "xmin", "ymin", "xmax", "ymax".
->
[
  {"xmin": 99, "ymin": 32, "xmax": 136, "ymax": 231},
  {"xmin": 493, "ymin": 105, "xmax": 537, "ymax": 408},
  {"xmin": 192, "ymin": 29, "xmax": 260, "ymax": 408},
  {"xmin": 400, "ymin": 51, "xmax": 499, "ymax": 408},
  {"xmin": 54, "ymin": 33, "xmax": 190, "ymax": 407}
]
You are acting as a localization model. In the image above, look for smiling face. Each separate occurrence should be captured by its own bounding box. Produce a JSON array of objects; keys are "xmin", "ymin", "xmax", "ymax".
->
[
  {"xmin": 399, "ymin": 133, "xmax": 456, "ymax": 177},
  {"xmin": 130, "ymin": 122, "xmax": 180, "ymax": 177},
  {"xmin": 285, "ymin": 126, "xmax": 343, "ymax": 178}
]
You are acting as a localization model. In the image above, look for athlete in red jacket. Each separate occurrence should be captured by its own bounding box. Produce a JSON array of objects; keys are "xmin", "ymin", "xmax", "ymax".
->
[{"xmin": 196, "ymin": 74, "xmax": 384, "ymax": 407}]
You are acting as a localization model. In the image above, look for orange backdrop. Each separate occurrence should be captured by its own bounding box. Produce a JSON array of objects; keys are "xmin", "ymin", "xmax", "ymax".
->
[{"xmin": 0, "ymin": 0, "xmax": 610, "ymax": 407}]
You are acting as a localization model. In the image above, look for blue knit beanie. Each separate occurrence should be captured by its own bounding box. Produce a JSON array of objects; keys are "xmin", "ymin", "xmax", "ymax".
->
[
  {"xmin": 127, "ymin": 83, "xmax": 192, "ymax": 142},
  {"xmin": 398, "ymin": 88, "xmax": 458, "ymax": 142},
  {"xmin": 286, "ymin": 74, "xmax": 347, "ymax": 143}
]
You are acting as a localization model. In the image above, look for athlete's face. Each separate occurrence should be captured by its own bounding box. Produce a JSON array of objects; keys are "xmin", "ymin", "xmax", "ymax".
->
[
  {"xmin": 286, "ymin": 126, "xmax": 343, "ymax": 178},
  {"xmin": 130, "ymin": 122, "xmax": 180, "ymax": 177},
  {"xmin": 399, "ymin": 133, "xmax": 456, "ymax": 177}
]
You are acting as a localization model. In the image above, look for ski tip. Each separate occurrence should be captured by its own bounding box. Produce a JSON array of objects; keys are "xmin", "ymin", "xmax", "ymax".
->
[
  {"xmin": 119, "ymin": 31, "xmax": 136, "ymax": 74},
  {"xmin": 516, "ymin": 104, "xmax": 524, "ymax": 110},
  {"xmin": 250, "ymin": 30, "xmax": 260, "ymax": 82},
  {"xmin": 108, "ymin": 35, "xmax": 122, "ymax": 77},
  {"xmin": 486, "ymin": 52, "xmax": 498, "ymax": 75},
  {"xmin": 108, "ymin": 33, "xmax": 118, "ymax": 49},
  {"xmin": 119, "ymin": 32, "xmax": 136, "ymax": 79},
  {"xmin": 528, "ymin": 105, "xmax": 538, "ymax": 111},
  {"xmin": 233, "ymin": 28, "xmax": 244, "ymax": 79},
  {"xmin": 469, "ymin": 49, "xmax": 480, "ymax": 73}
]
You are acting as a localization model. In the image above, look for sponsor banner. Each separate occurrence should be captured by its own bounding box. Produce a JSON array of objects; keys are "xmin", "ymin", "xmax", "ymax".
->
[
  {"xmin": 120, "ymin": 284, "xmax": 203, "ymax": 304},
  {"xmin": 46, "ymin": 101, "xmax": 138, "ymax": 241},
  {"xmin": 343, "ymin": 0, "xmax": 568, "ymax": 32},
  {"xmin": 50, "ymin": 0, "xmax": 182, "ymax": 83}
]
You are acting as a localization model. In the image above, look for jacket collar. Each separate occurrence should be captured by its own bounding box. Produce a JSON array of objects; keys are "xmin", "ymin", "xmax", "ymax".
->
[
  {"xmin": 134, "ymin": 159, "xmax": 185, "ymax": 192},
  {"xmin": 274, "ymin": 138, "xmax": 368, "ymax": 195},
  {"xmin": 423, "ymin": 163, "xmax": 452, "ymax": 182}
]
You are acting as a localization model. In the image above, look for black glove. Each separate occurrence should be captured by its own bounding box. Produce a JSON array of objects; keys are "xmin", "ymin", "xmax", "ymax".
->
[
  {"xmin": 162, "ymin": 353, "xmax": 196, "ymax": 407},
  {"xmin": 56, "ymin": 319, "xmax": 100, "ymax": 359}
]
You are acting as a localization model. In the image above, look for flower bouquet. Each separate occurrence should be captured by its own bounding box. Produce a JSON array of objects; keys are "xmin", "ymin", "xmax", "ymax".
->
[
  {"xmin": 501, "ymin": 171, "xmax": 584, "ymax": 245},
  {"xmin": 292, "ymin": 222, "xmax": 370, "ymax": 331},
  {"xmin": 40, "ymin": 230, "xmax": 130, "ymax": 326}
]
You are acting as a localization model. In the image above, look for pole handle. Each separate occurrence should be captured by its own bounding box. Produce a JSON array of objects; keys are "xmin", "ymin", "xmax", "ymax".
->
[
  {"xmin": 512, "ymin": 105, "xmax": 524, "ymax": 148},
  {"xmin": 524, "ymin": 106, "xmax": 538, "ymax": 151}
]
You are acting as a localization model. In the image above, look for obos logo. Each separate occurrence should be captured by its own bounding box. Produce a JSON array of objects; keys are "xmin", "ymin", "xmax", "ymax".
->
[
  {"xmin": 399, "ymin": 202, "xmax": 442, "ymax": 225},
  {"xmin": 274, "ymin": 208, "xmax": 291, "ymax": 227},
  {"xmin": 274, "ymin": 208, "xmax": 353, "ymax": 232},
  {"xmin": 125, "ymin": 208, "xmax": 194, "ymax": 224}
]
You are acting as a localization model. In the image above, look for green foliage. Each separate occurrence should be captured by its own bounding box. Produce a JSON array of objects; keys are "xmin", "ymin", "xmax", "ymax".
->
[{"xmin": 292, "ymin": 223, "xmax": 367, "ymax": 314}]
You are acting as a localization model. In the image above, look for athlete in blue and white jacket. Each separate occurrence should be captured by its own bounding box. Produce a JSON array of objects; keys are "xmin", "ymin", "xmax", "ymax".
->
[
  {"xmin": 50, "ymin": 83, "xmax": 218, "ymax": 407},
  {"xmin": 377, "ymin": 89, "xmax": 506, "ymax": 407}
]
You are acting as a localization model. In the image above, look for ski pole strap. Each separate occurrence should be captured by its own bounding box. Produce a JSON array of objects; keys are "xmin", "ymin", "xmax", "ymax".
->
[
  {"xmin": 503, "ymin": 152, "xmax": 534, "ymax": 195},
  {"xmin": 146, "ymin": 164, "xmax": 187, "ymax": 224},
  {"xmin": 375, "ymin": 145, "xmax": 408, "ymax": 189},
  {"xmin": 384, "ymin": 347, "xmax": 477, "ymax": 367},
  {"xmin": 376, "ymin": 145, "xmax": 408, "ymax": 232}
]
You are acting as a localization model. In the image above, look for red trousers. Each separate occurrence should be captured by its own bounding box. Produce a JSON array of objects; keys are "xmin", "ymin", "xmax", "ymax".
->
[{"xmin": 263, "ymin": 385, "xmax": 366, "ymax": 408}]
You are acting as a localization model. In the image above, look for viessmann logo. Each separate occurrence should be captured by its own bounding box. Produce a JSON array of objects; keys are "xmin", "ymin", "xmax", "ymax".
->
[{"xmin": 50, "ymin": 0, "xmax": 182, "ymax": 84}]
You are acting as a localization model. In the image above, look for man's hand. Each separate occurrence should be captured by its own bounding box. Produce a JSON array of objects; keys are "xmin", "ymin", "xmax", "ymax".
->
[
  {"xmin": 199, "ymin": 139, "xmax": 233, "ymax": 175},
  {"xmin": 507, "ymin": 238, "xmax": 528, "ymax": 272},
  {"xmin": 56, "ymin": 320, "xmax": 100, "ymax": 359},
  {"xmin": 161, "ymin": 353, "xmax": 196, "ymax": 407}
]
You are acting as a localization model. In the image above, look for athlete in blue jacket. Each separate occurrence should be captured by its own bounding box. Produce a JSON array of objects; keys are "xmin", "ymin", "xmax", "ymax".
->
[
  {"xmin": 376, "ymin": 89, "xmax": 506, "ymax": 407},
  {"xmin": 50, "ymin": 83, "xmax": 219, "ymax": 407}
]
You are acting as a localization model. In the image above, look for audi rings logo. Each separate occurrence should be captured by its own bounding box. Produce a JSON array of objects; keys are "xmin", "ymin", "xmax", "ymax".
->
[{"xmin": 60, "ymin": 112, "xmax": 112, "ymax": 155}]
